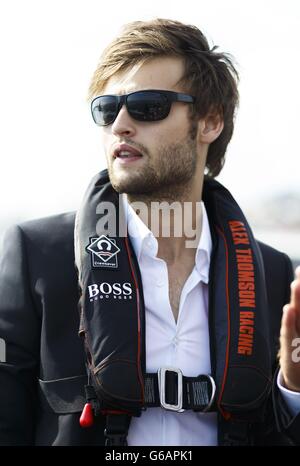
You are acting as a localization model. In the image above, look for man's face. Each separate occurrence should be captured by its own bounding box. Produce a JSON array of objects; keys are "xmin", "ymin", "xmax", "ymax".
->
[{"xmin": 100, "ymin": 57, "xmax": 200, "ymax": 197}]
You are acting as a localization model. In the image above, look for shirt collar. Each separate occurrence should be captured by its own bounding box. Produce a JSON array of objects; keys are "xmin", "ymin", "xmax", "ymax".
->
[
  {"xmin": 125, "ymin": 195, "xmax": 158, "ymax": 259},
  {"xmin": 123, "ymin": 195, "xmax": 212, "ymax": 283},
  {"xmin": 195, "ymin": 201, "xmax": 212, "ymax": 284}
]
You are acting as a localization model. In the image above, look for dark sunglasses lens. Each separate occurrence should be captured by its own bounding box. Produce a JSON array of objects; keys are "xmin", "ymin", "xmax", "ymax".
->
[
  {"xmin": 91, "ymin": 96, "xmax": 118, "ymax": 125},
  {"xmin": 127, "ymin": 92, "xmax": 170, "ymax": 121}
]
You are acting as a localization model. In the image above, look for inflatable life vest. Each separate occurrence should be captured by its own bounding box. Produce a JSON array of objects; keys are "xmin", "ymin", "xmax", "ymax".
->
[{"xmin": 74, "ymin": 170, "xmax": 272, "ymax": 445}]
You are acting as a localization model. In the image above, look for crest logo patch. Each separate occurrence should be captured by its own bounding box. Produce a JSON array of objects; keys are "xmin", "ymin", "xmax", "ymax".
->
[{"xmin": 86, "ymin": 235, "xmax": 120, "ymax": 269}]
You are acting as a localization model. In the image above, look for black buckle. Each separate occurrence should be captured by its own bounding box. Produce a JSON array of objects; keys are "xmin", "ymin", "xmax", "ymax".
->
[
  {"xmin": 104, "ymin": 414, "xmax": 130, "ymax": 446},
  {"xmin": 104, "ymin": 429, "xmax": 128, "ymax": 446},
  {"xmin": 222, "ymin": 421, "xmax": 251, "ymax": 446}
]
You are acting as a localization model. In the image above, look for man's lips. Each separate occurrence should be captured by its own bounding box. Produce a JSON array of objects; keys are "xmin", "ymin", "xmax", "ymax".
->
[{"xmin": 113, "ymin": 144, "xmax": 143, "ymax": 160}]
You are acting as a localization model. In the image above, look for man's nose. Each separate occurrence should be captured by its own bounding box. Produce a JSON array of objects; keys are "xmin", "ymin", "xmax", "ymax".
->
[{"xmin": 111, "ymin": 105, "xmax": 137, "ymax": 138}]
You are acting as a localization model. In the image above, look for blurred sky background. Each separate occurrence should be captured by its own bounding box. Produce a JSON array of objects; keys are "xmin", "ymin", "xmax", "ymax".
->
[{"xmin": 0, "ymin": 0, "xmax": 299, "ymax": 262}]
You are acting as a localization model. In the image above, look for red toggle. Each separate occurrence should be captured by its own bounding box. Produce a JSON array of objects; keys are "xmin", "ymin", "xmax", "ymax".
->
[{"xmin": 79, "ymin": 402, "xmax": 94, "ymax": 428}]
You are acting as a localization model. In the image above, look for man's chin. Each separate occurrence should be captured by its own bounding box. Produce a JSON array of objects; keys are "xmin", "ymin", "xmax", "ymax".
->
[
  {"xmin": 111, "ymin": 183, "xmax": 150, "ymax": 195},
  {"xmin": 108, "ymin": 169, "xmax": 143, "ymax": 192},
  {"xmin": 109, "ymin": 176, "xmax": 143, "ymax": 194},
  {"xmin": 110, "ymin": 178, "xmax": 158, "ymax": 196}
]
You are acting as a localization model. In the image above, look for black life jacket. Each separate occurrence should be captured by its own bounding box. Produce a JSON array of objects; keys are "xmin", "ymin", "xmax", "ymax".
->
[{"xmin": 74, "ymin": 169, "xmax": 272, "ymax": 445}]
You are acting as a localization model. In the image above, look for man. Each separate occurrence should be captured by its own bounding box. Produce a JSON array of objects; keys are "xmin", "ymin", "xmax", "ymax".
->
[{"xmin": 0, "ymin": 18, "xmax": 300, "ymax": 446}]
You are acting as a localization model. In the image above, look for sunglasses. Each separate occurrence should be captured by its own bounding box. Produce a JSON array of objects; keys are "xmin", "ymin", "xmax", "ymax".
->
[{"xmin": 91, "ymin": 89, "xmax": 195, "ymax": 126}]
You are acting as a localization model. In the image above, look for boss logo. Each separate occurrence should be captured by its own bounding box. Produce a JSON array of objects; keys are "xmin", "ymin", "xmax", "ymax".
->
[{"xmin": 88, "ymin": 282, "xmax": 133, "ymax": 302}]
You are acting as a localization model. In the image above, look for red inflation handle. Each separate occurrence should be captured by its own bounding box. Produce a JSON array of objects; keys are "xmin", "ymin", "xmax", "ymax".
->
[
  {"xmin": 79, "ymin": 383, "xmax": 99, "ymax": 428},
  {"xmin": 80, "ymin": 402, "xmax": 94, "ymax": 428}
]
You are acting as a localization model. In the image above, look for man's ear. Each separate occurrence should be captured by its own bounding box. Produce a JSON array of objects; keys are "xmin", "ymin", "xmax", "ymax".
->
[{"xmin": 197, "ymin": 112, "xmax": 224, "ymax": 144}]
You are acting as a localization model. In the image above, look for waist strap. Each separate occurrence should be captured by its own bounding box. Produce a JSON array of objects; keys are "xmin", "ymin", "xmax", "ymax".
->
[{"xmin": 144, "ymin": 368, "xmax": 216, "ymax": 412}]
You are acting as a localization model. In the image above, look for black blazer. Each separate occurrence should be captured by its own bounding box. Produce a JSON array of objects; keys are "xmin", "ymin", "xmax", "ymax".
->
[{"xmin": 0, "ymin": 212, "xmax": 299, "ymax": 445}]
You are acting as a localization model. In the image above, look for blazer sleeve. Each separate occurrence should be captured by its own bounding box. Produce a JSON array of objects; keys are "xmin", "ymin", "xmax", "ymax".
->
[
  {"xmin": 0, "ymin": 225, "xmax": 40, "ymax": 445},
  {"xmin": 272, "ymin": 252, "xmax": 300, "ymax": 445}
]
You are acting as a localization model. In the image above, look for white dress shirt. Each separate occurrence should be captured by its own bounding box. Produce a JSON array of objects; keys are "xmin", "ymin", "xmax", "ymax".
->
[{"xmin": 122, "ymin": 197, "xmax": 300, "ymax": 446}]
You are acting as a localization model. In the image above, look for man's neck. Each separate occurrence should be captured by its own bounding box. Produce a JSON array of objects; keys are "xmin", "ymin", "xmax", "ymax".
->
[{"xmin": 125, "ymin": 180, "xmax": 204, "ymax": 263}]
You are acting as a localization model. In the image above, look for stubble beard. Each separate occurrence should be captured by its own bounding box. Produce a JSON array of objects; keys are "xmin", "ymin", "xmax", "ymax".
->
[{"xmin": 108, "ymin": 122, "xmax": 199, "ymax": 203}]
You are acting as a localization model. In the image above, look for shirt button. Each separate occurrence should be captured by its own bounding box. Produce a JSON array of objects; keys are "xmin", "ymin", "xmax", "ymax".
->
[
  {"xmin": 172, "ymin": 336, "xmax": 179, "ymax": 346},
  {"xmin": 156, "ymin": 280, "xmax": 164, "ymax": 287}
]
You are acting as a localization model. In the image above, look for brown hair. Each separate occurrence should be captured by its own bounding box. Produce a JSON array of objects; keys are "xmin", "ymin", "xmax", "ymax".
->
[{"xmin": 88, "ymin": 18, "xmax": 239, "ymax": 178}]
